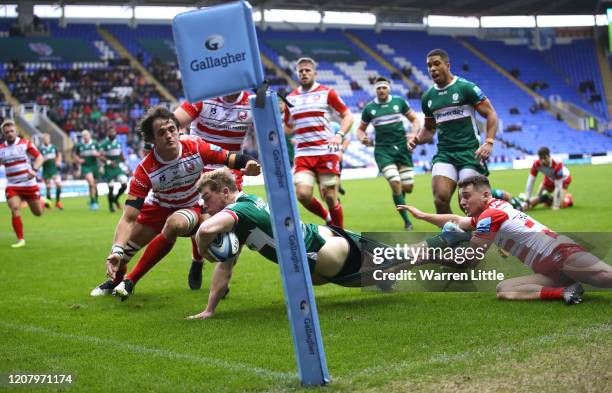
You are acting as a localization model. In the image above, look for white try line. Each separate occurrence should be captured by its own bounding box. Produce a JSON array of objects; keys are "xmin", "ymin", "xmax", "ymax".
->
[
  {"xmin": 0, "ymin": 321, "xmax": 295, "ymax": 382},
  {"xmin": 337, "ymin": 322, "xmax": 612, "ymax": 384}
]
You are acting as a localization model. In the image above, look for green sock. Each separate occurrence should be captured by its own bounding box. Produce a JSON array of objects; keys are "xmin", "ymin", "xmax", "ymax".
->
[{"xmin": 393, "ymin": 194, "xmax": 411, "ymax": 224}]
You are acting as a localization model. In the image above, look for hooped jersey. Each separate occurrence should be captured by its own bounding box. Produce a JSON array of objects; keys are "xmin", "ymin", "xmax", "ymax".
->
[
  {"xmin": 360, "ymin": 95, "xmax": 411, "ymax": 147},
  {"xmin": 39, "ymin": 143, "xmax": 58, "ymax": 171},
  {"xmin": 530, "ymin": 158, "xmax": 570, "ymax": 181},
  {"xmin": 471, "ymin": 198, "xmax": 577, "ymax": 267},
  {"xmin": 284, "ymin": 83, "xmax": 349, "ymax": 157},
  {"xmin": 421, "ymin": 76, "xmax": 486, "ymax": 152},
  {"xmin": 128, "ymin": 136, "xmax": 229, "ymax": 209},
  {"xmin": 0, "ymin": 137, "xmax": 40, "ymax": 187},
  {"xmin": 181, "ymin": 91, "xmax": 252, "ymax": 153}
]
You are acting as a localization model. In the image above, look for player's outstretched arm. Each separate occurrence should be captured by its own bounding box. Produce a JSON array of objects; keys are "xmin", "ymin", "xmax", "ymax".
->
[
  {"xmin": 187, "ymin": 261, "xmax": 234, "ymax": 320},
  {"xmin": 397, "ymin": 205, "xmax": 473, "ymax": 230},
  {"xmin": 226, "ymin": 152, "xmax": 261, "ymax": 176},
  {"xmin": 173, "ymin": 105, "xmax": 196, "ymax": 129}
]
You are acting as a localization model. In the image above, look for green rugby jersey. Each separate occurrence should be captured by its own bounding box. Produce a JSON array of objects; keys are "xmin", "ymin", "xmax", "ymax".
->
[
  {"xmin": 421, "ymin": 76, "xmax": 486, "ymax": 152},
  {"xmin": 74, "ymin": 141, "xmax": 99, "ymax": 167},
  {"xmin": 224, "ymin": 193, "xmax": 324, "ymax": 264},
  {"xmin": 360, "ymin": 95, "xmax": 411, "ymax": 147},
  {"xmin": 98, "ymin": 137, "xmax": 123, "ymax": 166},
  {"xmin": 39, "ymin": 144, "xmax": 58, "ymax": 171}
]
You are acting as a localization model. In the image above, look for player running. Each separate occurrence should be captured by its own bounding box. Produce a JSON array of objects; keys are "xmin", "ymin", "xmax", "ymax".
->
[
  {"xmin": 0, "ymin": 120, "xmax": 44, "ymax": 248},
  {"xmin": 408, "ymin": 49, "xmax": 498, "ymax": 214},
  {"xmin": 186, "ymin": 169, "xmax": 411, "ymax": 320},
  {"xmin": 399, "ymin": 175, "xmax": 612, "ymax": 305},
  {"xmin": 174, "ymin": 91, "xmax": 254, "ymax": 289},
  {"xmin": 99, "ymin": 126, "xmax": 129, "ymax": 213},
  {"xmin": 522, "ymin": 147, "xmax": 573, "ymax": 211},
  {"xmin": 38, "ymin": 133, "xmax": 63, "ymax": 210},
  {"xmin": 284, "ymin": 57, "xmax": 354, "ymax": 228},
  {"xmin": 90, "ymin": 106, "xmax": 260, "ymax": 300},
  {"xmin": 73, "ymin": 130, "xmax": 100, "ymax": 211},
  {"xmin": 357, "ymin": 76, "xmax": 421, "ymax": 230}
]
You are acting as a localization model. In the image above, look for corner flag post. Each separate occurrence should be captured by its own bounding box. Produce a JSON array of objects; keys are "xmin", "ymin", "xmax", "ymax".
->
[{"xmin": 250, "ymin": 90, "xmax": 330, "ymax": 385}]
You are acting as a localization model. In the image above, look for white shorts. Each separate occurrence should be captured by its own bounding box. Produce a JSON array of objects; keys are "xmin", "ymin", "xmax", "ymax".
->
[{"xmin": 432, "ymin": 163, "xmax": 481, "ymax": 183}]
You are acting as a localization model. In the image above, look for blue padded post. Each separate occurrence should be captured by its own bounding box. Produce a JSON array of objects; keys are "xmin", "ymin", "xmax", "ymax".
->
[{"xmin": 250, "ymin": 91, "xmax": 330, "ymax": 385}]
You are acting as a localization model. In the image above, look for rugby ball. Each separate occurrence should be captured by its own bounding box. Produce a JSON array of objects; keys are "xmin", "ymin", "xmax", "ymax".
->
[{"xmin": 208, "ymin": 231, "xmax": 240, "ymax": 262}]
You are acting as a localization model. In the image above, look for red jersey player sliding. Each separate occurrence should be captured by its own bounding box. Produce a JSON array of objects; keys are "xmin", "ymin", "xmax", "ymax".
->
[
  {"xmin": 399, "ymin": 175, "xmax": 612, "ymax": 305},
  {"xmin": 90, "ymin": 106, "xmax": 260, "ymax": 299},
  {"xmin": 174, "ymin": 91, "xmax": 253, "ymax": 290},
  {"xmin": 522, "ymin": 147, "xmax": 573, "ymax": 210},
  {"xmin": 0, "ymin": 120, "xmax": 45, "ymax": 248},
  {"xmin": 284, "ymin": 57, "xmax": 354, "ymax": 228}
]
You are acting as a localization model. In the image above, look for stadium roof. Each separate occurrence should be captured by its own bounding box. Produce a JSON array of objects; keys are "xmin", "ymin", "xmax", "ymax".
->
[{"xmin": 27, "ymin": 0, "xmax": 606, "ymax": 17}]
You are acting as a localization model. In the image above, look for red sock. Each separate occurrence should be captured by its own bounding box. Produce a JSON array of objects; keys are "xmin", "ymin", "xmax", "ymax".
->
[
  {"xmin": 330, "ymin": 202, "xmax": 344, "ymax": 228},
  {"xmin": 191, "ymin": 237, "xmax": 202, "ymax": 262},
  {"xmin": 126, "ymin": 234, "xmax": 175, "ymax": 284},
  {"xmin": 305, "ymin": 197, "xmax": 329, "ymax": 221},
  {"xmin": 11, "ymin": 216, "xmax": 24, "ymax": 240},
  {"xmin": 112, "ymin": 264, "xmax": 127, "ymax": 286},
  {"xmin": 540, "ymin": 287, "xmax": 564, "ymax": 300}
]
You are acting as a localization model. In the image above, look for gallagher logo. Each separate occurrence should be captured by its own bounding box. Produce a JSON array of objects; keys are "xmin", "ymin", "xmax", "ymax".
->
[{"xmin": 205, "ymin": 35, "xmax": 224, "ymax": 51}]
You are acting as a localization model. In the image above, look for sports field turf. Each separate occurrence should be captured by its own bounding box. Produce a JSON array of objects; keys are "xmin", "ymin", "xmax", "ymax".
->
[{"xmin": 1, "ymin": 164, "xmax": 611, "ymax": 392}]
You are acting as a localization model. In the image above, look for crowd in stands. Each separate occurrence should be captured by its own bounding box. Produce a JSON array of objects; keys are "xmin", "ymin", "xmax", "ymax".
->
[{"xmin": 4, "ymin": 60, "xmax": 166, "ymax": 151}]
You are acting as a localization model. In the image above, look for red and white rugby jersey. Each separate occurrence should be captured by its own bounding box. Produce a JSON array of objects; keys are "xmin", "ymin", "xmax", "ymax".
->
[
  {"xmin": 470, "ymin": 199, "xmax": 576, "ymax": 267},
  {"xmin": 0, "ymin": 137, "xmax": 40, "ymax": 187},
  {"xmin": 128, "ymin": 136, "xmax": 229, "ymax": 209},
  {"xmin": 284, "ymin": 83, "xmax": 349, "ymax": 157},
  {"xmin": 530, "ymin": 158, "xmax": 570, "ymax": 181},
  {"xmin": 181, "ymin": 91, "xmax": 252, "ymax": 153}
]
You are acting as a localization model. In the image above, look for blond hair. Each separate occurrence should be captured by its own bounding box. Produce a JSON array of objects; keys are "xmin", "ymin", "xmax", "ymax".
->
[
  {"xmin": 296, "ymin": 57, "xmax": 317, "ymax": 69},
  {"xmin": 1, "ymin": 119, "xmax": 16, "ymax": 131},
  {"xmin": 196, "ymin": 168, "xmax": 238, "ymax": 193}
]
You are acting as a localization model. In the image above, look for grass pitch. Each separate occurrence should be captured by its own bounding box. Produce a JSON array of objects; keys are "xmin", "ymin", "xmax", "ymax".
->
[{"xmin": 1, "ymin": 165, "xmax": 611, "ymax": 392}]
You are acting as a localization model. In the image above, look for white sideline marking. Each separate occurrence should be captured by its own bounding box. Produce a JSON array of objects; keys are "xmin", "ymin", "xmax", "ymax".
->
[
  {"xmin": 338, "ymin": 323, "xmax": 612, "ymax": 383},
  {"xmin": 0, "ymin": 321, "xmax": 294, "ymax": 382}
]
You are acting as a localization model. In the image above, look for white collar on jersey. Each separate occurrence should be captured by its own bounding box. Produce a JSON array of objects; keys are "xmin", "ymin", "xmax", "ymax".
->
[
  {"xmin": 220, "ymin": 91, "xmax": 244, "ymax": 104},
  {"xmin": 153, "ymin": 141, "xmax": 183, "ymax": 164},
  {"xmin": 297, "ymin": 82, "xmax": 320, "ymax": 94},
  {"xmin": 8, "ymin": 137, "xmax": 20, "ymax": 146},
  {"xmin": 434, "ymin": 75, "xmax": 458, "ymax": 90},
  {"xmin": 374, "ymin": 95, "xmax": 393, "ymax": 105}
]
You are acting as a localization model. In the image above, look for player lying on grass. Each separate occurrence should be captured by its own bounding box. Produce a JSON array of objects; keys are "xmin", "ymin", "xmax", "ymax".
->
[
  {"xmin": 521, "ymin": 147, "xmax": 573, "ymax": 211},
  {"xmin": 399, "ymin": 175, "xmax": 612, "ymax": 305},
  {"xmin": 90, "ymin": 106, "xmax": 261, "ymax": 300},
  {"xmin": 186, "ymin": 169, "xmax": 411, "ymax": 320}
]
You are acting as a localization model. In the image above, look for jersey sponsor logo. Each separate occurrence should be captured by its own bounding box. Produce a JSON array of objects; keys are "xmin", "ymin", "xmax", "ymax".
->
[
  {"xmin": 210, "ymin": 144, "xmax": 222, "ymax": 152},
  {"xmin": 476, "ymin": 217, "xmax": 492, "ymax": 233},
  {"xmin": 205, "ymin": 35, "xmax": 224, "ymax": 51},
  {"xmin": 473, "ymin": 85, "xmax": 484, "ymax": 99}
]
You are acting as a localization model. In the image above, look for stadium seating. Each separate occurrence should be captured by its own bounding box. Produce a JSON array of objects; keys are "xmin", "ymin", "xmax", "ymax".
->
[{"xmin": 352, "ymin": 29, "xmax": 612, "ymax": 156}]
